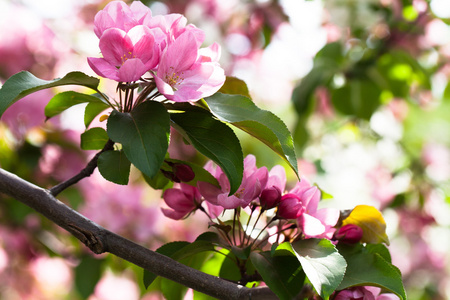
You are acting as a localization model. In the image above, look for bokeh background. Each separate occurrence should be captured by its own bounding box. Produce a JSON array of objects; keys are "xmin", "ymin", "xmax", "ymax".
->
[{"xmin": 1, "ymin": 0, "xmax": 450, "ymax": 299}]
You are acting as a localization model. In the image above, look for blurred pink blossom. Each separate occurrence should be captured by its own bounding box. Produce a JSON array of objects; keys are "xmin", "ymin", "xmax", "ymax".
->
[
  {"xmin": 334, "ymin": 286, "xmax": 399, "ymax": 300},
  {"xmin": 422, "ymin": 143, "xmax": 450, "ymax": 182},
  {"xmin": 80, "ymin": 172, "xmax": 160, "ymax": 243},
  {"xmin": 90, "ymin": 270, "xmax": 140, "ymax": 300}
]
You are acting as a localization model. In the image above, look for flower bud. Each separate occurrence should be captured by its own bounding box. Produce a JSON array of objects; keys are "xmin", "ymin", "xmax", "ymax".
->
[
  {"xmin": 172, "ymin": 163, "xmax": 195, "ymax": 182},
  {"xmin": 277, "ymin": 194, "xmax": 304, "ymax": 219},
  {"xmin": 260, "ymin": 186, "xmax": 282, "ymax": 209},
  {"xmin": 334, "ymin": 224, "xmax": 363, "ymax": 244}
]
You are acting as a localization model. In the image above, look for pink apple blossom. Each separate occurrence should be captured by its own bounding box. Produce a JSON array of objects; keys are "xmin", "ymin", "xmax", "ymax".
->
[
  {"xmin": 93, "ymin": 1, "xmax": 152, "ymax": 38},
  {"xmin": 153, "ymin": 31, "xmax": 225, "ymax": 102},
  {"xmin": 88, "ymin": 26, "xmax": 160, "ymax": 82},
  {"xmin": 278, "ymin": 179, "xmax": 339, "ymax": 239},
  {"xmin": 334, "ymin": 287, "xmax": 399, "ymax": 300},
  {"xmin": 162, "ymin": 183, "xmax": 201, "ymax": 220},
  {"xmin": 198, "ymin": 155, "xmax": 268, "ymax": 209},
  {"xmin": 260, "ymin": 165, "xmax": 287, "ymax": 210}
]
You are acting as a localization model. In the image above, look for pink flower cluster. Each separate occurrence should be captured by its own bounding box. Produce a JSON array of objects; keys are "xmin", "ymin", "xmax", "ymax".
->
[
  {"xmin": 334, "ymin": 286, "xmax": 399, "ymax": 300},
  {"xmin": 163, "ymin": 155, "xmax": 340, "ymax": 239},
  {"xmin": 88, "ymin": 1, "xmax": 225, "ymax": 102}
]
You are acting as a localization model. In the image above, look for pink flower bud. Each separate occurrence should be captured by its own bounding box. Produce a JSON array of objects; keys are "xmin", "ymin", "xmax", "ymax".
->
[
  {"xmin": 277, "ymin": 194, "xmax": 304, "ymax": 219},
  {"xmin": 260, "ymin": 186, "xmax": 282, "ymax": 210},
  {"xmin": 334, "ymin": 224, "xmax": 363, "ymax": 244}
]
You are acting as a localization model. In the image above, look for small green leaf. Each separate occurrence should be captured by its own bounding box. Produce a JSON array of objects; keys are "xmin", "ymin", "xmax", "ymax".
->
[
  {"xmin": 45, "ymin": 91, "xmax": 107, "ymax": 119},
  {"xmin": 107, "ymin": 101, "xmax": 170, "ymax": 178},
  {"xmin": 143, "ymin": 172, "xmax": 172, "ymax": 190},
  {"xmin": 218, "ymin": 76, "xmax": 251, "ymax": 98},
  {"xmin": 289, "ymin": 239, "xmax": 347, "ymax": 299},
  {"xmin": 80, "ymin": 127, "xmax": 109, "ymax": 150},
  {"xmin": 85, "ymin": 101, "xmax": 109, "ymax": 127},
  {"xmin": 97, "ymin": 150, "xmax": 131, "ymax": 185},
  {"xmin": 205, "ymin": 93, "xmax": 298, "ymax": 177},
  {"xmin": 0, "ymin": 71, "xmax": 101, "ymax": 118},
  {"xmin": 170, "ymin": 110, "xmax": 243, "ymax": 195},
  {"xmin": 75, "ymin": 255, "xmax": 104, "ymax": 299},
  {"xmin": 337, "ymin": 244, "xmax": 406, "ymax": 300},
  {"xmin": 250, "ymin": 251, "xmax": 305, "ymax": 300}
]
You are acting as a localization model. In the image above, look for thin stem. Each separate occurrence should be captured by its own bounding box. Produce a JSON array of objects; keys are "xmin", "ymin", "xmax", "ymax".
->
[{"xmin": 49, "ymin": 139, "xmax": 115, "ymax": 197}]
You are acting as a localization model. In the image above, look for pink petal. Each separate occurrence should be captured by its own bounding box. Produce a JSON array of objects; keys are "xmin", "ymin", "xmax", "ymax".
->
[
  {"xmin": 117, "ymin": 58, "xmax": 147, "ymax": 82},
  {"xmin": 87, "ymin": 57, "xmax": 120, "ymax": 81},
  {"xmin": 300, "ymin": 213, "xmax": 326, "ymax": 237},
  {"xmin": 161, "ymin": 208, "xmax": 187, "ymax": 220},
  {"xmin": 197, "ymin": 181, "xmax": 222, "ymax": 206},
  {"xmin": 217, "ymin": 194, "xmax": 243, "ymax": 209},
  {"xmin": 99, "ymin": 28, "xmax": 132, "ymax": 66},
  {"xmin": 313, "ymin": 208, "xmax": 339, "ymax": 227},
  {"xmin": 302, "ymin": 186, "xmax": 320, "ymax": 214},
  {"xmin": 267, "ymin": 165, "xmax": 287, "ymax": 192},
  {"xmin": 163, "ymin": 189, "xmax": 194, "ymax": 212}
]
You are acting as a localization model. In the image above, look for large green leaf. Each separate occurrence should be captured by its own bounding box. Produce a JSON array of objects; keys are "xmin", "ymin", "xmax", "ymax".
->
[
  {"xmin": 0, "ymin": 71, "xmax": 101, "ymax": 117},
  {"xmin": 107, "ymin": 101, "xmax": 170, "ymax": 179},
  {"xmin": 45, "ymin": 91, "xmax": 108, "ymax": 119},
  {"xmin": 97, "ymin": 150, "xmax": 131, "ymax": 185},
  {"xmin": 204, "ymin": 93, "xmax": 297, "ymax": 177},
  {"xmin": 337, "ymin": 244, "xmax": 406, "ymax": 300},
  {"xmin": 80, "ymin": 127, "xmax": 109, "ymax": 150},
  {"xmin": 250, "ymin": 251, "xmax": 305, "ymax": 300},
  {"xmin": 170, "ymin": 110, "xmax": 243, "ymax": 195},
  {"xmin": 283, "ymin": 239, "xmax": 347, "ymax": 299}
]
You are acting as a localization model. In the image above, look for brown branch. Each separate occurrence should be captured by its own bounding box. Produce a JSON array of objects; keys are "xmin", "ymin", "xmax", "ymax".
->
[
  {"xmin": 49, "ymin": 139, "xmax": 115, "ymax": 197},
  {"xmin": 0, "ymin": 168, "xmax": 278, "ymax": 300}
]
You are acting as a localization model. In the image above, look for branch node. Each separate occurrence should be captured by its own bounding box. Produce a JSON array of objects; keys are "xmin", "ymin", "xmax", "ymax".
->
[{"xmin": 68, "ymin": 223, "xmax": 105, "ymax": 254}]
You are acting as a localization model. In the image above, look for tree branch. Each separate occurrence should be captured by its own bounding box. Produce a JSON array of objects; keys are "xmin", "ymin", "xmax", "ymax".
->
[
  {"xmin": 49, "ymin": 139, "xmax": 115, "ymax": 197},
  {"xmin": 0, "ymin": 168, "xmax": 277, "ymax": 299}
]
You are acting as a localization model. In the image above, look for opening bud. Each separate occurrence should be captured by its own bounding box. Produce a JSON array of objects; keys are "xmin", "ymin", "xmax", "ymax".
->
[
  {"xmin": 260, "ymin": 186, "xmax": 282, "ymax": 210},
  {"xmin": 334, "ymin": 224, "xmax": 363, "ymax": 244}
]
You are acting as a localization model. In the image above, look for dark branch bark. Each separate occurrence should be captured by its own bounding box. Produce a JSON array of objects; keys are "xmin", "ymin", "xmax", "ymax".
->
[
  {"xmin": 0, "ymin": 168, "xmax": 277, "ymax": 300},
  {"xmin": 49, "ymin": 139, "xmax": 115, "ymax": 197}
]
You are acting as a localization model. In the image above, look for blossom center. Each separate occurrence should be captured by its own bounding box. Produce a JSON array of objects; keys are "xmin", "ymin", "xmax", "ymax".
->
[
  {"xmin": 121, "ymin": 51, "xmax": 136, "ymax": 65},
  {"xmin": 165, "ymin": 67, "xmax": 184, "ymax": 88}
]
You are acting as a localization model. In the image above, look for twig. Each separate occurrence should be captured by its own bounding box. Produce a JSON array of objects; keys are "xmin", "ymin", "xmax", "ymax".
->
[
  {"xmin": 49, "ymin": 139, "xmax": 115, "ymax": 197},
  {"xmin": 0, "ymin": 168, "xmax": 278, "ymax": 299}
]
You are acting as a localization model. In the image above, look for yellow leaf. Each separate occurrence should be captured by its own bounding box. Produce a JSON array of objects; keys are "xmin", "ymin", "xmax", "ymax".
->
[{"xmin": 342, "ymin": 205, "xmax": 390, "ymax": 245}]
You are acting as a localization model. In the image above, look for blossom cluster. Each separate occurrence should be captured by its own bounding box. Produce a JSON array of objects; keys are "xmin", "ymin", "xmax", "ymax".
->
[
  {"xmin": 162, "ymin": 155, "xmax": 344, "ymax": 241},
  {"xmin": 88, "ymin": 1, "xmax": 225, "ymax": 102}
]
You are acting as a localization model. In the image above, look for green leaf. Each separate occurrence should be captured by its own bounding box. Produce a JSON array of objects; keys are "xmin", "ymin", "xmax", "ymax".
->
[
  {"xmin": 75, "ymin": 255, "xmax": 104, "ymax": 299},
  {"xmin": 143, "ymin": 172, "xmax": 172, "ymax": 190},
  {"xmin": 218, "ymin": 76, "xmax": 251, "ymax": 98},
  {"xmin": 337, "ymin": 244, "xmax": 406, "ymax": 300},
  {"xmin": 97, "ymin": 150, "xmax": 131, "ymax": 185},
  {"xmin": 288, "ymin": 239, "xmax": 347, "ymax": 299},
  {"xmin": 107, "ymin": 101, "xmax": 170, "ymax": 178},
  {"xmin": 219, "ymin": 252, "xmax": 241, "ymax": 281},
  {"xmin": 170, "ymin": 110, "xmax": 243, "ymax": 195},
  {"xmin": 331, "ymin": 79, "xmax": 382, "ymax": 120},
  {"xmin": 0, "ymin": 71, "xmax": 101, "ymax": 118},
  {"xmin": 85, "ymin": 101, "xmax": 109, "ymax": 127},
  {"xmin": 45, "ymin": 91, "xmax": 107, "ymax": 119},
  {"xmin": 205, "ymin": 93, "xmax": 298, "ymax": 177},
  {"xmin": 80, "ymin": 127, "xmax": 109, "ymax": 150},
  {"xmin": 250, "ymin": 251, "xmax": 305, "ymax": 300}
]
